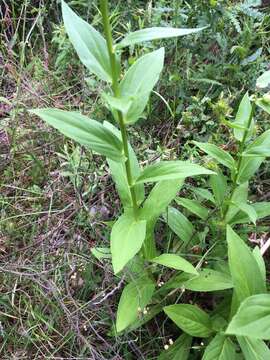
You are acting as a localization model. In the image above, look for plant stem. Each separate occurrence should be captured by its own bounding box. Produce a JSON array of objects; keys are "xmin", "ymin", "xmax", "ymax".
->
[
  {"xmin": 100, "ymin": 0, "xmax": 138, "ymax": 216},
  {"xmin": 222, "ymin": 103, "xmax": 255, "ymax": 222}
]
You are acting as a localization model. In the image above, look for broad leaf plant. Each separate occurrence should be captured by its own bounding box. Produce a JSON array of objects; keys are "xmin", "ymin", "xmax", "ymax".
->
[{"xmin": 30, "ymin": 1, "xmax": 270, "ymax": 358}]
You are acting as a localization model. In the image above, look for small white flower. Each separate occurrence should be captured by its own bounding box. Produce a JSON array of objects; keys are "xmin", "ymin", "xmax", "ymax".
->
[
  {"xmin": 164, "ymin": 344, "xmax": 169, "ymax": 350},
  {"xmin": 169, "ymin": 338, "xmax": 174, "ymax": 345}
]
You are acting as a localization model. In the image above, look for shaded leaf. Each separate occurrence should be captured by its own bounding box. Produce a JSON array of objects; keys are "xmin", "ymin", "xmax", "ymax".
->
[{"xmin": 158, "ymin": 333, "xmax": 192, "ymax": 360}]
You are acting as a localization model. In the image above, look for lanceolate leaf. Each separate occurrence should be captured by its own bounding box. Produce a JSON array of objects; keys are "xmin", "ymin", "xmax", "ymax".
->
[
  {"xmin": 192, "ymin": 187, "xmax": 215, "ymax": 204},
  {"xmin": 117, "ymin": 26, "xmax": 206, "ymax": 48},
  {"xmin": 209, "ymin": 170, "xmax": 227, "ymax": 206},
  {"xmin": 135, "ymin": 161, "xmax": 214, "ymax": 184},
  {"xmin": 119, "ymin": 48, "xmax": 164, "ymax": 124},
  {"xmin": 104, "ymin": 121, "xmax": 144, "ymax": 207},
  {"xmin": 183, "ymin": 269, "xmax": 233, "ymax": 292},
  {"xmin": 232, "ymin": 202, "xmax": 257, "ymax": 225},
  {"xmin": 230, "ymin": 201, "xmax": 270, "ymax": 225},
  {"xmin": 158, "ymin": 333, "xmax": 192, "ymax": 360},
  {"xmin": 110, "ymin": 214, "xmax": 146, "ymax": 274},
  {"xmin": 151, "ymin": 254, "xmax": 198, "ymax": 275},
  {"xmin": 193, "ymin": 141, "xmax": 235, "ymax": 170},
  {"xmin": 202, "ymin": 334, "xmax": 237, "ymax": 360},
  {"xmin": 237, "ymin": 337, "xmax": 270, "ymax": 360},
  {"xmin": 237, "ymin": 157, "xmax": 264, "ymax": 184},
  {"xmin": 226, "ymin": 226, "xmax": 265, "ymax": 306},
  {"xmin": 233, "ymin": 92, "xmax": 253, "ymax": 142},
  {"xmin": 163, "ymin": 206, "xmax": 194, "ymax": 244},
  {"xmin": 225, "ymin": 182, "xmax": 248, "ymax": 224},
  {"xmin": 176, "ymin": 197, "xmax": 209, "ymax": 220},
  {"xmin": 164, "ymin": 304, "xmax": 213, "ymax": 338},
  {"xmin": 139, "ymin": 180, "xmax": 184, "ymax": 259},
  {"xmin": 62, "ymin": 0, "xmax": 111, "ymax": 82},
  {"xmin": 30, "ymin": 109, "xmax": 124, "ymax": 161},
  {"xmin": 244, "ymin": 129, "xmax": 270, "ymax": 157},
  {"xmin": 116, "ymin": 275, "xmax": 155, "ymax": 332},
  {"xmin": 226, "ymin": 294, "xmax": 270, "ymax": 339}
]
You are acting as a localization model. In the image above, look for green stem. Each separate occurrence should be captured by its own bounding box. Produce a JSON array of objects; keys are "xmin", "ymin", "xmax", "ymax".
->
[
  {"xmin": 222, "ymin": 102, "xmax": 255, "ymax": 222},
  {"xmin": 100, "ymin": 0, "xmax": 138, "ymax": 216}
]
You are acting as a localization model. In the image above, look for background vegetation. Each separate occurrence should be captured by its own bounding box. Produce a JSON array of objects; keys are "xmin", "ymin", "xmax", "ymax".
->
[{"xmin": 1, "ymin": 0, "xmax": 270, "ymax": 358}]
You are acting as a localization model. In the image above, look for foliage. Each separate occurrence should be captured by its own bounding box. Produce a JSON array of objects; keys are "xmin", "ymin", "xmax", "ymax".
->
[
  {"xmin": 1, "ymin": 0, "xmax": 270, "ymax": 358},
  {"xmin": 28, "ymin": 0, "xmax": 270, "ymax": 358}
]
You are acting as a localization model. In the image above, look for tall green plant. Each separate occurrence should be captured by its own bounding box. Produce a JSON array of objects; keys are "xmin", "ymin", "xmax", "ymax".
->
[
  {"xmin": 31, "ymin": 3, "xmax": 210, "ymax": 273},
  {"xmin": 29, "ymin": 1, "xmax": 270, "ymax": 357}
]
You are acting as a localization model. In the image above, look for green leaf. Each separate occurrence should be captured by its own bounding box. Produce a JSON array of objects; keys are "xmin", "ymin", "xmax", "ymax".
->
[
  {"xmin": 151, "ymin": 254, "xmax": 198, "ymax": 274},
  {"xmin": 227, "ymin": 294, "xmax": 270, "ymax": 339},
  {"xmin": 119, "ymin": 48, "xmax": 164, "ymax": 124},
  {"xmin": 117, "ymin": 26, "xmax": 206, "ymax": 48},
  {"xmin": 237, "ymin": 157, "xmax": 264, "ymax": 184},
  {"xmin": 158, "ymin": 333, "xmax": 192, "ymax": 360},
  {"xmin": 163, "ymin": 206, "xmax": 194, "ymax": 244},
  {"xmin": 164, "ymin": 304, "xmax": 213, "ymax": 338},
  {"xmin": 102, "ymin": 93, "xmax": 132, "ymax": 115},
  {"xmin": 176, "ymin": 197, "xmax": 209, "ymax": 220},
  {"xmin": 139, "ymin": 180, "xmax": 183, "ymax": 259},
  {"xmin": 104, "ymin": 121, "xmax": 144, "ymax": 207},
  {"xmin": 202, "ymin": 334, "xmax": 237, "ymax": 360},
  {"xmin": 256, "ymin": 70, "xmax": 270, "ymax": 88},
  {"xmin": 209, "ymin": 170, "xmax": 227, "ymax": 206},
  {"xmin": 256, "ymin": 97, "xmax": 270, "ymax": 115},
  {"xmin": 237, "ymin": 337, "xmax": 270, "ymax": 360},
  {"xmin": 226, "ymin": 226, "xmax": 266, "ymax": 305},
  {"xmin": 232, "ymin": 202, "xmax": 257, "ymax": 225},
  {"xmin": 253, "ymin": 247, "xmax": 266, "ymax": 284},
  {"xmin": 244, "ymin": 129, "xmax": 270, "ymax": 158},
  {"xmin": 116, "ymin": 275, "xmax": 155, "ymax": 332},
  {"xmin": 230, "ymin": 201, "xmax": 270, "ymax": 225},
  {"xmin": 111, "ymin": 214, "xmax": 146, "ymax": 274},
  {"xmin": 193, "ymin": 141, "xmax": 235, "ymax": 170},
  {"xmin": 192, "ymin": 187, "xmax": 215, "ymax": 204},
  {"xmin": 136, "ymin": 161, "xmax": 214, "ymax": 184},
  {"xmin": 225, "ymin": 182, "xmax": 248, "ymax": 224},
  {"xmin": 61, "ymin": 0, "xmax": 111, "ymax": 82},
  {"xmin": 233, "ymin": 92, "xmax": 253, "ymax": 143},
  {"xmin": 183, "ymin": 269, "xmax": 233, "ymax": 292},
  {"xmin": 91, "ymin": 247, "xmax": 111, "ymax": 260},
  {"xmin": 30, "ymin": 109, "xmax": 124, "ymax": 161}
]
